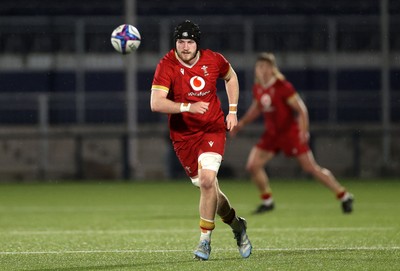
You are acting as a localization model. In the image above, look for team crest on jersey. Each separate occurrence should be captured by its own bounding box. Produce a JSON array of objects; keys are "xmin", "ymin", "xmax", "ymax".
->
[
  {"xmin": 190, "ymin": 76, "xmax": 206, "ymax": 91},
  {"xmin": 201, "ymin": 65, "xmax": 209, "ymax": 76}
]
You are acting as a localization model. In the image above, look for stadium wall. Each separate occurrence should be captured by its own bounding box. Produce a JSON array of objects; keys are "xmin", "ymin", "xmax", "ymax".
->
[
  {"xmin": 0, "ymin": 124, "xmax": 398, "ymax": 181},
  {"xmin": 1, "ymin": 12, "xmax": 399, "ymax": 181}
]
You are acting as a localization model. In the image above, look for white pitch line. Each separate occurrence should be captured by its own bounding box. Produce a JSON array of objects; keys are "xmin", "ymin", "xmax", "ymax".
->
[
  {"xmin": 1, "ymin": 246, "xmax": 399, "ymax": 255},
  {"xmin": 257, "ymin": 227, "xmax": 398, "ymax": 232},
  {"xmin": 0, "ymin": 227, "xmax": 396, "ymax": 235},
  {"xmin": 255, "ymin": 247, "xmax": 400, "ymax": 252}
]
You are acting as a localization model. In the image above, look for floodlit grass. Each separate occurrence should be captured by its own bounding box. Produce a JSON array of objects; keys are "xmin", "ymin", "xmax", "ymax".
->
[{"xmin": 0, "ymin": 179, "xmax": 399, "ymax": 270}]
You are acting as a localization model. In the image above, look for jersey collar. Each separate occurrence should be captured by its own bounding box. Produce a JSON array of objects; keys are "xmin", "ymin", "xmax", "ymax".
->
[
  {"xmin": 175, "ymin": 50, "xmax": 201, "ymax": 68},
  {"xmin": 262, "ymin": 77, "xmax": 277, "ymax": 89}
]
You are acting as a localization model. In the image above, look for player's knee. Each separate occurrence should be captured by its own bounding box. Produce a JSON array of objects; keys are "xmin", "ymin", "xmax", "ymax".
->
[
  {"xmin": 199, "ymin": 174, "xmax": 216, "ymax": 190},
  {"xmin": 198, "ymin": 153, "xmax": 221, "ymax": 190},
  {"xmin": 320, "ymin": 167, "xmax": 332, "ymax": 176},
  {"xmin": 191, "ymin": 176, "xmax": 217, "ymax": 190},
  {"xmin": 246, "ymin": 161, "xmax": 259, "ymax": 174}
]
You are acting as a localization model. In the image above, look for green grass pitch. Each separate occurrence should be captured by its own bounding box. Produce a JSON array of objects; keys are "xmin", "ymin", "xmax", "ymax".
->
[{"xmin": 0, "ymin": 179, "xmax": 399, "ymax": 271}]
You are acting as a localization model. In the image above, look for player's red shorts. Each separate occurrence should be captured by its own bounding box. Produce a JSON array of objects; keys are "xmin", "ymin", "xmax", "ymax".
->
[
  {"xmin": 172, "ymin": 132, "xmax": 226, "ymax": 178},
  {"xmin": 256, "ymin": 128, "xmax": 309, "ymax": 157}
]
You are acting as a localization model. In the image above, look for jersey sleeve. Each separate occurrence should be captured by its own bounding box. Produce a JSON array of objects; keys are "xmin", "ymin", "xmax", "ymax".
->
[
  {"xmin": 214, "ymin": 52, "xmax": 230, "ymax": 79},
  {"xmin": 151, "ymin": 61, "xmax": 172, "ymax": 93},
  {"xmin": 281, "ymin": 80, "xmax": 297, "ymax": 100}
]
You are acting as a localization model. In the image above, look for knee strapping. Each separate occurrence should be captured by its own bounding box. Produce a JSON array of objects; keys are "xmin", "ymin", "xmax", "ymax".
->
[{"xmin": 198, "ymin": 152, "xmax": 222, "ymax": 172}]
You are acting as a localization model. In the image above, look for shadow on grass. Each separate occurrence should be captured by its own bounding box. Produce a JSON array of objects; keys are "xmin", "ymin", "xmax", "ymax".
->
[
  {"xmin": 24, "ymin": 256, "xmax": 240, "ymax": 271},
  {"xmin": 26, "ymin": 260, "xmax": 189, "ymax": 271},
  {"xmin": 14, "ymin": 249, "xmax": 398, "ymax": 271},
  {"xmin": 24, "ymin": 254, "xmax": 253, "ymax": 271}
]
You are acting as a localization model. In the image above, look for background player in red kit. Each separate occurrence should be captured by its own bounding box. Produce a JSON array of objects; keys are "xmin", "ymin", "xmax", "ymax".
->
[
  {"xmin": 150, "ymin": 20, "xmax": 252, "ymax": 260},
  {"xmin": 231, "ymin": 52, "xmax": 354, "ymax": 214}
]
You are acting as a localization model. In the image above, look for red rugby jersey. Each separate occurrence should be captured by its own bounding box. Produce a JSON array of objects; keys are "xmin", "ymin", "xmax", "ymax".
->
[
  {"xmin": 252, "ymin": 78, "xmax": 298, "ymax": 136},
  {"xmin": 152, "ymin": 49, "xmax": 230, "ymax": 141}
]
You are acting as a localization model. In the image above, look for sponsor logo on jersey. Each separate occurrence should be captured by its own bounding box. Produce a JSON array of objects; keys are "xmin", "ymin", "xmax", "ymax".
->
[
  {"xmin": 208, "ymin": 141, "xmax": 214, "ymax": 147},
  {"xmin": 260, "ymin": 94, "xmax": 274, "ymax": 112},
  {"xmin": 187, "ymin": 75, "xmax": 210, "ymax": 97},
  {"xmin": 189, "ymin": 76, "xmax": 206, "ymax": 91},
  {"xmin": 188, "ymin": 90, "xmax": 211, "ymax": 97}
]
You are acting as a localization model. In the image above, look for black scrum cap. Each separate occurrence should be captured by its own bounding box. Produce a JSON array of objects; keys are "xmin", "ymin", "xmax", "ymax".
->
[{"xmin": 173, "ymin": 20, "xmax": 201, "ymax": 45}]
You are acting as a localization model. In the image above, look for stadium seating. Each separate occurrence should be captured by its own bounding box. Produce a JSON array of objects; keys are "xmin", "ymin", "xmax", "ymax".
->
[{"xmin": 0, "ymin": 0, "xmax": 399, "ymax": 124}]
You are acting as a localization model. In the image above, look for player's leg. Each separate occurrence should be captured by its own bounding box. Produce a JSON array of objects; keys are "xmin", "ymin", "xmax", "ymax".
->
[
  {"xmin": 296, "ymin": 151, "xmax": 354, "ymax": 213},
  {"xmin": 246, "ymin": 146, "xmax": 276, "ymax": 213},
  {"xmin": 198, "ymin": 153, "xmax": 222, "ymax": 221},
  {"xmin": 198, "ymin": 168, "xmax": 218, "ymax": 230},
  {"xmin": 216, "ymin": 180, "xmax": 252, "ymax": 258},
  {"xmin": 173, "ymin": 139, "xmax": 217, "ymax": 260},
  {"xmin": 191, "ymin": 174, "xmax": 215, "ymax": 261},
  {"xmin": 193, "ymin": 152, "xmax": 220, "ymax": 260}
]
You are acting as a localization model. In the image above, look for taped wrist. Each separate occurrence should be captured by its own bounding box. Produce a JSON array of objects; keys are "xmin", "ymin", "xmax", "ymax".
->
[
  {"xmin": 180, "ymin": 103, "xmax": 191, "ymax": 112},
  {"xmin": 229, "ymin": 104, "xmax": 237, "ymax": 114}
]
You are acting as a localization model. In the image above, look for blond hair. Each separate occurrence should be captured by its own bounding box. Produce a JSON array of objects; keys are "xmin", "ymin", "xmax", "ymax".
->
[{"xmin": 256, "ymin": 52, "xmax": 285, "ymax": 82}]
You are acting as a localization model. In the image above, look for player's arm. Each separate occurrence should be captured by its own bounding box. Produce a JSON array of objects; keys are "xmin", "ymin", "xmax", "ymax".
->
[
  {"xmin": 150, "ymin": 88, "xmax": 209, "ymax": 114},
  {"xmin": 224, "ymin": 66, "xmax": 239, "ymax": 131},
  {"xmin": 230, "ymin": 99, "xmax": 261, "ymax": 137},
  {"xmin": 287, "ymin": 94, "xmax": 310, "ymax": 143}
]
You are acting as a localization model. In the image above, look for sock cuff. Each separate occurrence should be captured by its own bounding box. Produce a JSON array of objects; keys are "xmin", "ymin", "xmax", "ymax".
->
[
  {"xmin": 261, "ymin": 192, "xmax": 272, "ymax": 200},
  {"xmin": 200, "ymin": 217, "xmax": 215, "ymax": 231},
  {"xmin": 336, "ymin": 190, "xmax": 346, "ymax": 200}
]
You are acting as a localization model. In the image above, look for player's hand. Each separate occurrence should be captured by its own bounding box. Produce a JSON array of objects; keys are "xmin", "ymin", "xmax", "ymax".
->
[
  {"xmin": 226, "ymin": 113, "xmax": 238, "ymax": 132},
  {"xmin": 229, "ymin": 120, "xmax": 243, "ymax": 137},
  {"xmin": 189, "ymin": 102, "xmax": 209, "ymax": 114}
]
